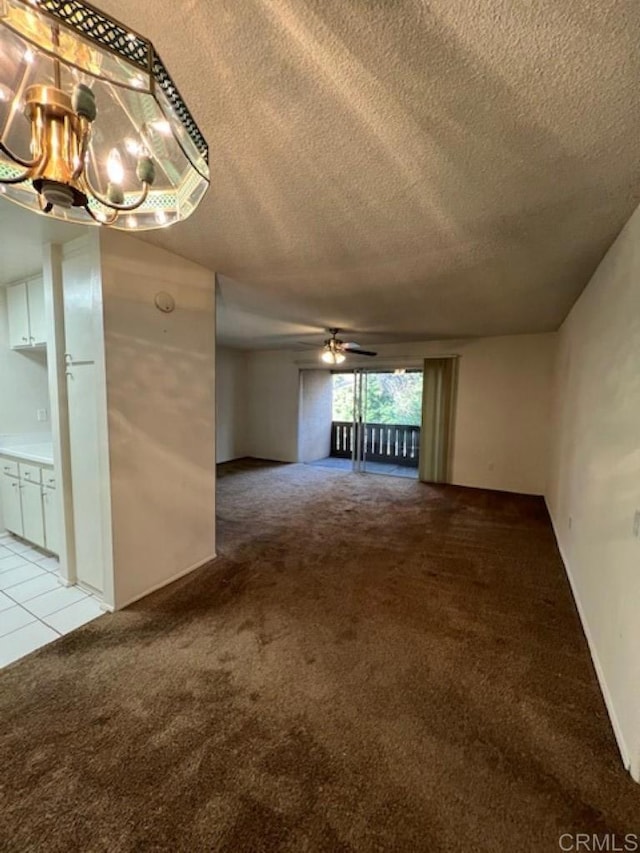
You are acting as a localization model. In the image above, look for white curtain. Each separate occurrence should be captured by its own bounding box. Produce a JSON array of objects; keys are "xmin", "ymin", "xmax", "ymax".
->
[{"xmin": 419, "ymin": 357, "xmax": 457, "ymax": 483}]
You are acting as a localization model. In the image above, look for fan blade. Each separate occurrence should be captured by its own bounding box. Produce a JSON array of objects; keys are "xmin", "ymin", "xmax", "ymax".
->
[
  {"xmin": 341, "ymin": 342, "xmax": 361, "ymax": 349},
  {"xmin": 344, "ymin": 347, "xmax": 377, "ymax": 357}
]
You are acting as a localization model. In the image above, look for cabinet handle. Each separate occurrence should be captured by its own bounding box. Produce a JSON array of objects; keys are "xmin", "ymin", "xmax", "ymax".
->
[{"xmin": 21, "ymin": 336, "xmax": 28, "ymax": 342}]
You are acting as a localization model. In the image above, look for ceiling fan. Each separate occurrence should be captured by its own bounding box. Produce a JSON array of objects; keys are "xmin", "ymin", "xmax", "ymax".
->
[{"xmin": 320, "ymin": 329, "xmax": 377, "ymax": 364}]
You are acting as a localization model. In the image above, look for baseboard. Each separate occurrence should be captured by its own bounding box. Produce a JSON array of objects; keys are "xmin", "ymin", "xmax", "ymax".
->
[
  {"xmin": 451, "ymin": 478, "xmax": 543, "ymax": 497},
  {"xmin": 545, "ymin": 499, "xmax": 636, "ymax": 781},
  {"xmin": 116, "ymin": 553, "xmax": 218, "ymax": 610}
]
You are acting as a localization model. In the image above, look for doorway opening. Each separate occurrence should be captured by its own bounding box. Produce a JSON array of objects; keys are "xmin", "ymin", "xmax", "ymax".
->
[
  {"xmin": 0, "ymin": 214, "xmax": 108, "ymax": 668},
  {"xmin": 309, "ymin": 368, "xmax": 423, "ymax": 479}
]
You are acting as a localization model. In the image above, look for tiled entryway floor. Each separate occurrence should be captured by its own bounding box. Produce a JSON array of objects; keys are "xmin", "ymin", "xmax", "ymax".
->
[{"xmin": 0, "ymin": 535, "xmax": 103, "ymax": 668}]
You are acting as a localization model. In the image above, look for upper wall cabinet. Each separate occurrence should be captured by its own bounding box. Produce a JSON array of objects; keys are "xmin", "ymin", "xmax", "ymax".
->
[{"xmin": 7, "ymin": 276, "xmax": 46, "ymax": 349}]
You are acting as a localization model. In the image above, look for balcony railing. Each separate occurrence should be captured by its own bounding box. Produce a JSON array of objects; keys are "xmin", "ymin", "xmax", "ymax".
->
[{"xmin": 330, "ymin": 421, "xmax": 420, "ymax": 467}]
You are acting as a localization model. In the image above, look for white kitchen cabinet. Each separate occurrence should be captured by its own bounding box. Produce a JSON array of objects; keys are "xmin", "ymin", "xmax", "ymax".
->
[
  {"xmin": 7, "ymin": 282, "xmax": 30, "ymax": 348},
  {"xmin": 27, "ymin": 277, "xmax": 46, "ymax": 346},
  {"xmin": 0, "ymin": 468, "xmax": 23, "ymax": 536},
  {"xmin": 42, "ymin": 488, "xmax": 60, "ymax": 555},
  {"xmin": 42, "ymin": 480, "xmax": 60, "ymax": 556},
  {"xmin": 21, "ymin": 479, "xmax": 45, "ymax": 548},
  {"xmin": 6, "ymin": 276, "xmax": 46, "ymax": 349},
  {"xmin": 0, "ymin": 456, "xmax": 58, "ymax": 554}
]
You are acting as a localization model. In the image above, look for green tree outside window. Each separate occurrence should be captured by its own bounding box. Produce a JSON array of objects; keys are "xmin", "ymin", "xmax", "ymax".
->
[{"xmin": 332, "ymin": 372, "xmax": 423, "ymax": 425}]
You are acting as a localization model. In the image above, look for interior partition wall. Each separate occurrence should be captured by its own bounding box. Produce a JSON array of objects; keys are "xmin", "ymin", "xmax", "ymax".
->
[
  {"xmin": 43, "ymin": 230, "xmax": 216, "ymax": 611},
  {"xmin": 298, "ymin": 370, "xmax": 333, "ymax": 463}
]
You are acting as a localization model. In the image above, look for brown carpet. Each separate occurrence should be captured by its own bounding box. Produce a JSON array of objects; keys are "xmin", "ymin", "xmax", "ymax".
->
[{"xmin": 1, "ymin": 460, "xmax": 638, "ymax": 852}]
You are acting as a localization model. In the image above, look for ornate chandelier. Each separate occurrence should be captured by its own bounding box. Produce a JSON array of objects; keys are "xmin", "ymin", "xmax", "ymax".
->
[{"xmin": 0, "ymin": 0, "xmax": 209, "ymax": 230}]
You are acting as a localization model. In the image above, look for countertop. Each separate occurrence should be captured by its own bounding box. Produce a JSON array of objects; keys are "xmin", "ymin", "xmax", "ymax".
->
[{"xmin": 0, "ymin": 442, "xmax": 54, "ymax": 466}]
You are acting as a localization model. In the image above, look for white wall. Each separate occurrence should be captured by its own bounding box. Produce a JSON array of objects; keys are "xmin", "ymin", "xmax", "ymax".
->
[
  {"xmin": 99, "ymin": 231, "xmax": 216, "ymax": 609},
  {"xmin": 0, "ymin": 285, "xmax": 50, "ymax": 438},
  {"xmin": 299, "ymin": 370, "xmax": 332, "ymax": 463},
  {"xmin": 245, "ymin": 351, "xmax": 301, "ymax": 462},
  {"xmin": 547, "ymin": 206, "xmax": 640, "ymax": 782},
  {"xmin": 244, "ymin": 333, "xmax": 555, "ymax": 494},
  {"xmin": 216, "ymin": 346, "xmax": 247, "ymax": 462},
  {"xmin": 450, "ymin": 335, "xmax": 554, "ymax": 494}
]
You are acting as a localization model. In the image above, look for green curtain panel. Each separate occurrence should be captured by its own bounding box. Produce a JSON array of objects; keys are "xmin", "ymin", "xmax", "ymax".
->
[{"xmin": 419, "ymin": 357, "xmax": 457, "ymax": 483}]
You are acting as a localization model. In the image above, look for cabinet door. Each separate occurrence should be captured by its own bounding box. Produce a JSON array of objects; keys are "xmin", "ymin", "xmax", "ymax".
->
[
  {"xmin": 7, "ymin": 282, "xmax": 30, "ymax": 348},
  {"xmin": 42, "ymin": 486, "xmax": 60, "ymax": 555},
  {"xmin": 20, "ymin": 480, "xmax": 45, "ymax": 548},
  {"xmin": 27, "ymin": 276, "xmax": 46, "ymax": 346},
  {"xmin": 0, "ymin": 470, "xmax": 23, "ymax": 536}
]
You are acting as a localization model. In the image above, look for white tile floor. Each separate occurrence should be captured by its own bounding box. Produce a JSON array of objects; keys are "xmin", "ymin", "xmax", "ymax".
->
[{"xmin": 0, "ymin": 535, "xmax": 103, "ymax": 668}]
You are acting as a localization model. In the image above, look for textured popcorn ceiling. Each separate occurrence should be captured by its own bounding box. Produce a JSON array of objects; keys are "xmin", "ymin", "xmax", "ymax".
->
[{"xmin": 64, "ymin": 2, "xmax": 640, "ymax": 343}]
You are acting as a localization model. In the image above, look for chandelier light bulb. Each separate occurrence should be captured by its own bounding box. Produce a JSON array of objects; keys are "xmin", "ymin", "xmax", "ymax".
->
[{"xmin": 106, "ymin": 149, "xmax": 124, "ymax": 185}]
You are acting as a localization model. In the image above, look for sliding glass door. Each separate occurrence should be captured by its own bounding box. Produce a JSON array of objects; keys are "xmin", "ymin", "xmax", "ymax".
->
[
  {"xmin": 349, "ymin": 368, "xmax": 422, "ymax": 477},
  {"xmin": 351, "ymin": 369, "xmax": 366, "ymax": 473},
  {"xmin": 327, "ymin": 362, "xmax": 455, "ymax": 481}
]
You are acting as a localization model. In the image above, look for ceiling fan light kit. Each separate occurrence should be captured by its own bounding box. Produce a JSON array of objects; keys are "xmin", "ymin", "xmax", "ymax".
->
[
  {"xmin": 0, "ymin": 0, "xmax": 209, "ymax": 230},
  {"xmin": 320, "ymin": 328, "xmax": 377, "ymax": 363},
  {"xmin": 321, "ymin": 347, "xmax": 346, "ymax": 365}
]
